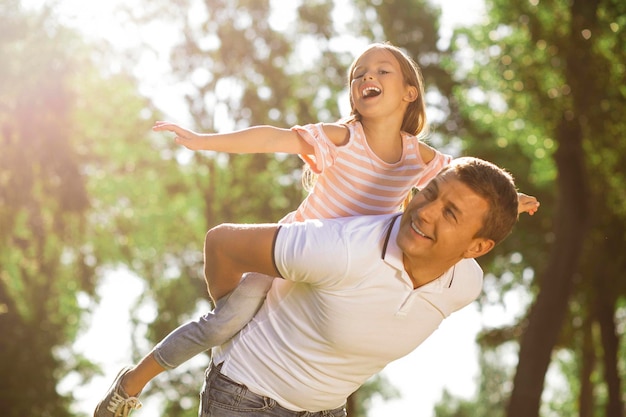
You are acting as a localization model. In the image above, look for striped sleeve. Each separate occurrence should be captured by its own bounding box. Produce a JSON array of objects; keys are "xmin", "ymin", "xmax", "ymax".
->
[{"xmin": 292, "ymin": 123, "xmax": 338, "ymax": 174}]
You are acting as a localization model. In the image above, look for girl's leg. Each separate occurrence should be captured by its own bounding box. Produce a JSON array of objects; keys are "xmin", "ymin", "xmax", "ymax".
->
[
  {"xmin": 99, "ymin": 273, "xmax": 274, "ymax": 402},
  {"xmin": 122, "ymin": 353, "xmax": 164, "ymax": 396},
  {"xmin": 151, "ymin": 272, "xmax": 274, "ymax": 369}
]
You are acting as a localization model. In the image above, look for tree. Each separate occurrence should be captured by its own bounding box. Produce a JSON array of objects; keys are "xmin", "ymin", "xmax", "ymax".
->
[
  {"xmin": 433, "ymin": 0, "xmax": 626, "ymax": 415},
  {"xmin": 0, "ymin": 1, "xmax": 204, "ymax": 415},
  {"xmin": 0, "ymin": 3, "xmax": 95, "ymax": 415}
]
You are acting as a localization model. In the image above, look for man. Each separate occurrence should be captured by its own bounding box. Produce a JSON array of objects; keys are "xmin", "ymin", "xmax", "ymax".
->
[{"xmin": 195, "ymin": 156, "xmax": 519, "ymax": 416}]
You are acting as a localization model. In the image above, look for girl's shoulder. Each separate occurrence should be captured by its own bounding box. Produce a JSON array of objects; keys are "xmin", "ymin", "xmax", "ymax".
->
[
  {"xmin": 416, "ymin": 140, "xmax": 436, "ymax": 164},
  {"xmin": 319, "ymin": 122, "xmax": 351, "ymax": 146},
  {"xmin": 401, "ymin": 130, "xmax": 437, "ymax": 164}
]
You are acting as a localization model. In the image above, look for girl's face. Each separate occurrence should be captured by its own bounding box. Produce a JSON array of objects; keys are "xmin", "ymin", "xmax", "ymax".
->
[{"xmin": 349, "ymin": 47, "xmax": 417, "ymax": 122}]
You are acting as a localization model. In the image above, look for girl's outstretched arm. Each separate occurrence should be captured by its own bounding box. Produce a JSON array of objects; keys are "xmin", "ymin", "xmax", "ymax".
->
[{"xmin": 153, "ymin": 121, "xmax": 314, "ymax": 155}]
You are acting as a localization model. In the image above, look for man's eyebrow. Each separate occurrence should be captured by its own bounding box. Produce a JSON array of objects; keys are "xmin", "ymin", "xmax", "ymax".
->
[
  {"xmin": 427, "ymin": 177, "xmax": 440, "ymax": 193},
  {"xmin": 432, "ymin": 177, "xmax": 462, "ymax": 221}
]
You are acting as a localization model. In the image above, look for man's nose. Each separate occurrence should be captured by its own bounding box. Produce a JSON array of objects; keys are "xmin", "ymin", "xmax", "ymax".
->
[{"xmin": 418, "ymin": 200, "xmax": 439, "ymax": 223}]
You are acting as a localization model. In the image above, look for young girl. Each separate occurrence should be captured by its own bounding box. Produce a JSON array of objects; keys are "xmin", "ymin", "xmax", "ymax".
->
[{"xmin": 95, "ymin": 42, "xmax": 538, "ymax": 417}]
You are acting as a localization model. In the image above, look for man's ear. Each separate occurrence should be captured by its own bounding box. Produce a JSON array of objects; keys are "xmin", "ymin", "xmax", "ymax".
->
[
  {"xmin": 404, "ymin": 86, "xmax": 418, "ymax": 103},
  {"xmin": 463, "ymin": 238, "xmax": 495, "ymax": 259}
]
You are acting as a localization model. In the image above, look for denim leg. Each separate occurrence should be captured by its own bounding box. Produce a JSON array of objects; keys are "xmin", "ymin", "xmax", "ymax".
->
[
  {"xmin": 198, "ymin": 363, "xmax": 347, "ymax": 417},
  {"xmin": 153, "ymin": 273, "xmax": 274, "ymax": 369}
]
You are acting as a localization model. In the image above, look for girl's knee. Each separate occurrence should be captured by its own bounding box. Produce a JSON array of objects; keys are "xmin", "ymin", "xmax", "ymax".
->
[
  {"xmin": 203, "ymin": 224, "xmax": 228, "ymax": 274},
  {"xmin": 203, "ymin": 223, "xmax": 238, "ymax": 301},
  {"xmin": 203, "ymin": 225, "xmax": 223, "ymax": 296}
]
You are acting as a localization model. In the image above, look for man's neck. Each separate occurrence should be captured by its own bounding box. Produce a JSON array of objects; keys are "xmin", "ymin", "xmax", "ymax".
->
[{"xmin": 403, "ymin": 255, "xmax": 458, "ymax": 289}]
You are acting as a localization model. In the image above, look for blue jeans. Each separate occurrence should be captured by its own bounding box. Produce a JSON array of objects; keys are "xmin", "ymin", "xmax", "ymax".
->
[
  {"xmin": 152, "ymin": 273, "xmax": 274, "ymax": 369},
  {"xmin": 198, "ymin": 363, "xmax": 347, "ymax": 417}
]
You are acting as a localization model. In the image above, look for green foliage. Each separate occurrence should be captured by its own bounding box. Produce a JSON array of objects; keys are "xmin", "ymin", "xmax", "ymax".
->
[
  {"xmin": 434, "ymin": 345, "xmax": 515, "ymax": 417},
  {"xmin": 0, "ymin": 2, "xmax": 209, "ymax": 415},
  {"xmin": 0, "ymin": 3, "xmax": 93, "ymax": 416},
  {"xmin": 3, "ymin": 16, "xmax": 130, "ymax": 417}
]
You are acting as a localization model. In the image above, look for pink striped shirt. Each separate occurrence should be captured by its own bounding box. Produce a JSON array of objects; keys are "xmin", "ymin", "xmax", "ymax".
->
[{"xmin": 282, "ymin": 121, "xmax": 452, "ymax": 223}]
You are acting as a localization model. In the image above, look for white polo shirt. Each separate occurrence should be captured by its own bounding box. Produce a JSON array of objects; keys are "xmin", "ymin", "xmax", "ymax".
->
[{"xmin": 212, "ymin": 213, "xmax": 483, "ymax": 411}]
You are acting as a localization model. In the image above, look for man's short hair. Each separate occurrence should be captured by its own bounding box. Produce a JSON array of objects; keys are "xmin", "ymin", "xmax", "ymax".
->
[{"xmin": 446, "ymin": 157, "xmax": 519, "ymax": 245}]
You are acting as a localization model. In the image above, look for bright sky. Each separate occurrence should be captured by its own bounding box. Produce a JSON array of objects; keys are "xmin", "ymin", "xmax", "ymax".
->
[{"xmin": 21, "ymin": 1, "xmax": 528, "ymax": 416}]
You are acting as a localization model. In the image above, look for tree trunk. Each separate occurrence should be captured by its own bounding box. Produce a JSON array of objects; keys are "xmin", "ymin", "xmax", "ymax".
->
[
  {"xmin": 596, "ymin": 279, "xmax": 624, "ymax": 417},
  {"xmin": 578, "ymin": 314, "xmax": 594, "ymax": 417},
  {"xmin": 506, "ymin": 0, "xmax": 600, "ymax": 414},
  {"xmin": 506, "ymin": 115, "xmax": 589, "ymax": 417}
]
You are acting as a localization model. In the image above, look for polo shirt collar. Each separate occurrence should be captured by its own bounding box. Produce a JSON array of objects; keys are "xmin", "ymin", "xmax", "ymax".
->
[{"xmin": 381, "ymin": 213, "xmax": 447, "ymax": 293}]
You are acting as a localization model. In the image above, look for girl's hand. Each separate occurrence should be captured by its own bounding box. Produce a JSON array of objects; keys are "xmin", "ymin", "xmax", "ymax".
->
[
  {"xmin": 518, "ymin": 192, "xmax": 540, "ymax": 216},
  {"xmin": 153, "ymin": 121, "xmax": 205, "ymax": 150}
]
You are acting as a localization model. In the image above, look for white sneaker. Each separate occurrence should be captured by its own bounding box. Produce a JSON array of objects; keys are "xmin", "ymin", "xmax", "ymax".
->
[{"xmin": 93, "ymin": 367, "xmax": 142, "ymax": 417}]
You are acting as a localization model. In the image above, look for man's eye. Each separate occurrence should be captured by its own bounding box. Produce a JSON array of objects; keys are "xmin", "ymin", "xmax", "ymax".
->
[{"xmin": 444, "ymin": 208, "xmax": 457, "ymax": 222}]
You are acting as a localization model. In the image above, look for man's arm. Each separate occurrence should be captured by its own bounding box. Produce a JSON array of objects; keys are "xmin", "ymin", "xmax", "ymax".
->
[{"xmin": 203, "ymin": 223, "xmax": 281, "ymax": 302}]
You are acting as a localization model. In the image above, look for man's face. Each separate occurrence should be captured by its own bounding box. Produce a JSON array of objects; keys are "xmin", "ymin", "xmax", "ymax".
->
[{"xmin": 397, "ymin": 172, "xmax": 493, "ymax": 266}]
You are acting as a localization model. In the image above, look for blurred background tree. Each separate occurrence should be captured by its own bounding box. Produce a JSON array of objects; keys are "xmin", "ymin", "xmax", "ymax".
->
[
  {"xmin": 1, "ymin": 0, "xmax": 624, "ymax": 416},
  {"xmin": 432, "ymin": 0, "xmax": 626, "ymax": 416},
  {"xmin": 0, "ymin": 2, "xmax": 88, "ymax": 415}
]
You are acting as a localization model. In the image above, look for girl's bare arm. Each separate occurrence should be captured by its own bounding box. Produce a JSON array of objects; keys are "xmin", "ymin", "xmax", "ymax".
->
[{"xmin": 153, "ymin": 121, "xmax": 314, "ymax": 155}]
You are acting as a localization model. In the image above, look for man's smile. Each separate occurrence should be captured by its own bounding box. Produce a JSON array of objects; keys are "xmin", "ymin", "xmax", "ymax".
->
[{"xmin": 410, "ymin": 220, "xmax": 432, "ymax": 240}]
